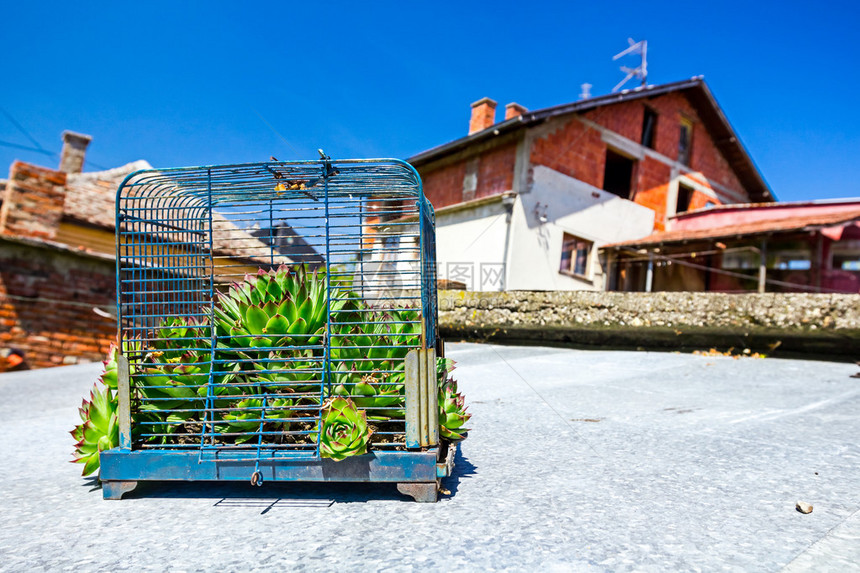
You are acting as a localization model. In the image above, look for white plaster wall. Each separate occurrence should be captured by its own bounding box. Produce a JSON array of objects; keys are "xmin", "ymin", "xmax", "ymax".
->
[
  {"xmin": 435, "ymin": 201, "xmax": 508, "ymax": 291},
  {"xmin": 505, "ymin": 165, "xmax": 655, "ymax": 291}
]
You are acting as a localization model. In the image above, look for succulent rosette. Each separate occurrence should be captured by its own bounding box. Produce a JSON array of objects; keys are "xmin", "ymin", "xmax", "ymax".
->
[
  {"xmin": 214, "ymin": 264, "xmax": 349, "ymax": 352},
  {"xmin": 70, "ymin": 380, "xmax": 119, "ymax": 476},
  {"xmin": 316, "ymin": 396, "xmax": 371, "ymax": 461},
  {"xmin": 438, "ymin": 376, "xmax": 471, "ymax": 441},
  {"xmin": 219, "ymin": 397, "xmax": 294, "ymax": 443}
]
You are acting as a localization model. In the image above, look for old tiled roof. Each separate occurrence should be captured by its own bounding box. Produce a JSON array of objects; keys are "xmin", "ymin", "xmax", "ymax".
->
[
  {"xmin": 64, "ymin": 162, "xmax": 274, "ymax": 260},
  {"xmin": 605, "ymin": 208, "xmax": 860, "ymax": 248},
  {"xmin": 64, "ymin": 161, "xmax": 151, "ymax": 228}
]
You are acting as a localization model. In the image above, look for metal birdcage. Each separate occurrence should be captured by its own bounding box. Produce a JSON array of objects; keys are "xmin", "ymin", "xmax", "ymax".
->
[{"xmin": 99, "ymin": 157, "xmax": 450, "ymax": 502}]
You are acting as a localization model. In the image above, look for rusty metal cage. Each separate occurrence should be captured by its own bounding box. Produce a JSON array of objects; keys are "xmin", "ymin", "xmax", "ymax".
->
[{"xmin": 99, "ymin": 157, "xmax": 449, "ymax": 502}]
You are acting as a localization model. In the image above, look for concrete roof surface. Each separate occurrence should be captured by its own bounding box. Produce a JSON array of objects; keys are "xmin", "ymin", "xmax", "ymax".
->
[{"xmin": 1, "ymin": 343, "xmax": 858, "ymax": 571}]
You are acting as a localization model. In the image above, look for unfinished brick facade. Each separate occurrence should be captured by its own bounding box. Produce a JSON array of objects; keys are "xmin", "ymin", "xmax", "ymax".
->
[
  {"xmin": 0, "ymin": 161, "xmax": 67, "ymax": 239},
  {"xmin": 415, "ymin": 81, "xmax": 766, "ymax": 232},
  {"xmin": 0, "ymin": 238, "xmax": 115, "ymax": 369}
]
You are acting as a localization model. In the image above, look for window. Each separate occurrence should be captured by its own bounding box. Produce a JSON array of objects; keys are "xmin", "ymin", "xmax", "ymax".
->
[
  {"xmin": 773, "ymin": 251, "xmax": 811, "ymax": 271},
  {"xmin": 603, "ymin": 149, "xmax": 635, "ymax": 199},
  {"xmin": 559, "ymin": 233, "xmax": 592, "ymax": 278},
  {"xmin": 641, "ymin": 107, "xmax": 657, "ymax": 149},
  {"xmin": 721, "ymin": 251, "xmax": 758, "ymax": 270},
  {"xmin": 676, "ymin": 183, "xmax": 694, "ymax": 214},
  {"xmin": 678, "ymin": 117, "xmax": 693, "ymax": 166},
  {"xmin": 834, "ymin": 253, "xmax": 860, "ymax": 271}
]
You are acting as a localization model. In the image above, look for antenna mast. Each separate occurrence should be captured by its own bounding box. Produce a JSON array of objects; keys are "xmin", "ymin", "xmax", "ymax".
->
[{"xmin": 612, "ymin": 38, "xmax": 648, "ymax": 92}]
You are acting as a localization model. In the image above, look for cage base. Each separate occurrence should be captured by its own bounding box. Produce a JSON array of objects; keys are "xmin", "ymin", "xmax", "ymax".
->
[
  {"xmin": 102, "ymin": 480, "xmax": 138, "ymax": 500},
  {"xmin": 99, "ymin": 448, "xmax": 440, "ymax": 500},
  {"xmin": 396, "ymin": 482, "xmax": 438, "ymax": 503}
]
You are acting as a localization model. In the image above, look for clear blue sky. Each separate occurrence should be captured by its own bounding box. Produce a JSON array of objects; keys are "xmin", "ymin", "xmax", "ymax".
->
[{"xmin": 1, "ymin": 1, "xmax": 858, "ymax": 202}]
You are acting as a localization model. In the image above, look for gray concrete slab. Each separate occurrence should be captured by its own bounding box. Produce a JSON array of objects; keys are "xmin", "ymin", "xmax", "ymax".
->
[{"xmin": 0, "ymin": 344, "xmax": 858, "ymax": 572}]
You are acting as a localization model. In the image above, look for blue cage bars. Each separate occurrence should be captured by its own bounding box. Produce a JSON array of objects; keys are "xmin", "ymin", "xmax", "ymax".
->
[{"xmin": 99, "ymin": 158, "xmax": 448, "ymax": 502}]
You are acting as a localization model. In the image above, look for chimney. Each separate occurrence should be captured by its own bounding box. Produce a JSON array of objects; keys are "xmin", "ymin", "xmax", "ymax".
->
[
  {"xmin": 469, "ymin": 97, "xmax": 497, "ymax": 135},
  {"xmin": 59, "ymin": 131, "xmax": 92, "ymax": 174},
  {"xmin": 505, "ymin": 102, "xmax": 528, "ymax": 120}
]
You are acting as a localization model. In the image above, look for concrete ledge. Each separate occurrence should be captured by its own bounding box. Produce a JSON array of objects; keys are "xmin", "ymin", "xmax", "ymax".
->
[{"xmin": 439, "ymin": 290, "xmax": 860, "ymax": 358}]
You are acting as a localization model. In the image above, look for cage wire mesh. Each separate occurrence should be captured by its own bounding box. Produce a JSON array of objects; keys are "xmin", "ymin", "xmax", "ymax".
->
[{"xmin": 116, "ymin": 158, "xmax": 436, "ymax": 457}]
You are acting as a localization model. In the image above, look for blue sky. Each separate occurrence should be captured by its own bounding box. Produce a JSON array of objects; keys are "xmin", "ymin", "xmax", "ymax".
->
[{"xmin": 1, "ymin": 1, "xmax": 858, "ymax": 202}]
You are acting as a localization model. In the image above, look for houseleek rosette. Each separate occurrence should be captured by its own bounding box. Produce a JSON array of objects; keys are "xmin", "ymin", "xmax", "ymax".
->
[
  {"xmin": 220, "ymin": 397, "xmax": 294, "ymax": 443},
  {"xmin": 214, "ymin": 264, "xmax": 350, "ymax": 351},
  {"xmin": 333, "ymin": 372, "xmax": 404, "ymax": 420},
  {"xmin": 439, "ymin": 376, "xmax": 471, "ymax": 441},
  {"xmin": 316, "ymin": 396, "xmax": 371, "ymax": 461},
  {"xmin": 70, "ymin": 344, "xmax": 120, "ymax": 476}
]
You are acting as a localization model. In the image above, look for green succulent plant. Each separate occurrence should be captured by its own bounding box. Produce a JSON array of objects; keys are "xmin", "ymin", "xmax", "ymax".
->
[
  {"xmin": 438, "ymin": 375, "xmax": 470, "ymax": 441},
  {"xmin": 315, "ymin": 396, "xmax": 371, "ymax": 461},
  {"xmin": 133, "ymin": 317, "xmax": 211, "ymax": 439},
  {"xmin": 70, "ymin": 344, "xmax": 120, "ymax": 476},
  {"xmin": 219, "ymin": 397, "xmax": 294, "ymax": 443},
  {"xmin": 333, "ymin": 371, "xmax": 404, "ymax": 420},
  {"xmin": 215, "ymin": 264, "xmax": 348, "ymax": 351},
  {"xmin": 74, "ymin": 264, "xmax": 472, "ymax": 462}
]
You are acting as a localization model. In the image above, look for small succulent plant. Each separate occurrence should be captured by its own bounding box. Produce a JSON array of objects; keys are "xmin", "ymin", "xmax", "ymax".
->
[
  {"xmin": 438, "ymin": 376, "xmax": 470, "ymax": 441},
  {"xmin": 219, "ymin": 397, "xmax": 294, "ymax": 443},
  {"xmin": 214, "ymin": 264, "xmax": 348, "ymax": 350},
  {"xmin": 70, "ymin": 344, "xmax": 120, "ymax": 476},
  {"xmin": 333, "ymin": 371, "xmax": 404, "ymax": 420},
  {"xmin": 316, "ymin": 396, "xmax": 371, "ymax": 461}
]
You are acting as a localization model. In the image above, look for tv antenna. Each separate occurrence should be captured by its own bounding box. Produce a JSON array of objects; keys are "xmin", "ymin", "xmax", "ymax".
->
[{"xmin": 612, "ymin": 38, "xmax": 647, "ymax": 92}]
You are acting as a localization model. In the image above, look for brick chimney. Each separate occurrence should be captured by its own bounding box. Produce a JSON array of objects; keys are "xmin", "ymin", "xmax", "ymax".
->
[
  {"xmin": 59, "ymin": 131, "xmax": 92, "ymax": 174},
  {"xmin": 505, "ymin": 102, "xmax": 528, "ymax": 120},
  {"xmin": 469, "ymin": 97, "xmax": 497, "ymax": 135},
  {"xmin": 0, "ymin": 161, "xmax": 67, "ymax": 239}
]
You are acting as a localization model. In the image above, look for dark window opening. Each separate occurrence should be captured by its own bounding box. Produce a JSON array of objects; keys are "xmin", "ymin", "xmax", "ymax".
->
[
  {"xmin": 676, "ymin": 184, "xmax": 693, "ymax": 214},
  {"xmin": 641, "ymin": 108, "xmax": 657, "ymax": 149},
  {"xmin": 560, "ymin": 233, "xmax": 592, "ymax": 277},
  {"xmin": 678, "ymin": 118, "xmax": 693, "ymax": 165},
  {"xmin": 603, "ymin": 149, "xmax": 635, "ymax": 200}
]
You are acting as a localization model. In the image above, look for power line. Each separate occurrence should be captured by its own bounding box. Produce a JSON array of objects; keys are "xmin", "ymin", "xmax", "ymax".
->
[
  {"xmin": 0, "ymin": 105, "xmax": 52, "ymax": 154},
  {"xmin": 0, "ymin": 139, "xmax": 56, "ymax": 156},
  {"xmin": 250, "ymin": 106, "xmax": 303, "ymax": 159}
]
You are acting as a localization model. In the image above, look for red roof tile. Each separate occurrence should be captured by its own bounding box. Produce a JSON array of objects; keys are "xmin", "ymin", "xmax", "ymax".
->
[{"xmin": 605, "ymin": 208, "xmax": 860, "ymax": 248}]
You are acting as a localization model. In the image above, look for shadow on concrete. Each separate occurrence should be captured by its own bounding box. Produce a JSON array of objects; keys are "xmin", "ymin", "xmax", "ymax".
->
[
  {"xmin": 107, "ymin": 479, "xmax": 430, "ymax": 505},
  {"xmin": 441, "ymin": 443, "xmax": 477, "ymax": 498}
]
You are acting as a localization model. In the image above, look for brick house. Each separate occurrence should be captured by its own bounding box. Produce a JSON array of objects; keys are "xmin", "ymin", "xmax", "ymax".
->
[
  {"xmin": 403, "ymin": 77, "xmax": 775, "ymax": 291},
  {"xmin": 0, "ymin": 133, "xmax": 275, "ymax": 369}
]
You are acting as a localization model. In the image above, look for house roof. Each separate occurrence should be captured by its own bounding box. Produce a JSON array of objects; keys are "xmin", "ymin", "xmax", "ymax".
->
[
  {"xmin": 63, "ymin": 162, "xmax": 274, "ymax": 261},
  {"xmin": 604, "ymin": 208, "xmax": 860, "ymax": 248},
  {"xmin": 673, "ymin": 197, "xmax": 860, "ymax": 220},
  {"xmin": 408, "ymin": 77, "xmax": 774, "ymax": 203}
]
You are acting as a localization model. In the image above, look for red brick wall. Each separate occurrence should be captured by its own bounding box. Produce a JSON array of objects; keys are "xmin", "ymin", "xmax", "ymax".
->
[
  {"xmin": 627, "ymin": 92, "xmax": 744, "ymax": 194},
  {"xmin": 583, "ymin": 101, "xmax": 643, "ymax": 143},
  {"xmin": 422, "ymin": 161, "xmax": 467, "ymax": 209},
  {"xmin": 0, "ymin": 239, "xmax": 115, "ymax": 369},
  {"xmin": 635, "ymin": 158, "xmax": 672, "ymax": 229},
  {"xmin": 529, "ymin": 118, "xmax": 605, "ymax": 188},
  {"xmin": 0, "ymin": 161, "xmax": 67, "ymax": 239},
  {"xmin": 526, "ymin": 92, "xmax": 753, "ymax": 230},
  {"xmin": 475, "ymin": 142, "xmax": 517, "ymax": 199},
  {"xmin": 420, "ymin": 141, "xmax": 517, "ymax": 209}
]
